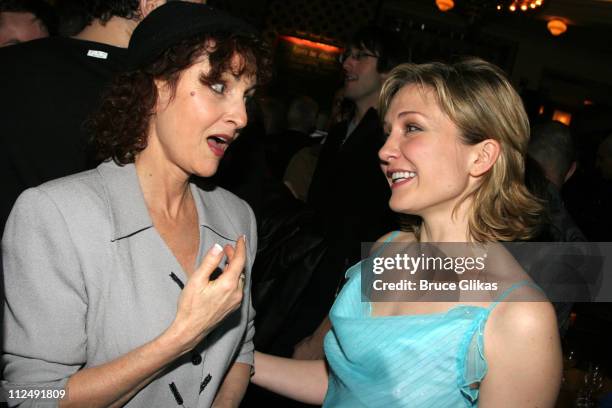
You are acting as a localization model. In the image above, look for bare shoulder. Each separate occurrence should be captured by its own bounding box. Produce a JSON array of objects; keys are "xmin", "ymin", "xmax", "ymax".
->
[
  {"xmin": 370, "ymin": 231, "xmax": 416, "ymax": 255},
  {"xmin": 488, "ymin": 287, "xmax": 558, "ymax": 339},
  {"xmin": 479, "ymin": 294, "xmax": 562, "ymax": 407},
  {"xmin": 376, "ymin": 230, "xmax": 416, "ymax": 243},
  {"xmin": 484, "ymin": 292, "xmax": 561, "ymax": 378}
]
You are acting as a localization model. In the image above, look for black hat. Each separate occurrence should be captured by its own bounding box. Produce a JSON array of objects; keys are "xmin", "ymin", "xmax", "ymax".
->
[{"xmin": 128, "ymin": 2, "xmax": 258, "ymax": 69}]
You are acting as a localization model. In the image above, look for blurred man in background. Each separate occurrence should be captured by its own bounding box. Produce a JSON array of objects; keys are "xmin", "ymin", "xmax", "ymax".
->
[
  {"xmin": 0, "ymin": 0, "xmax": 200, "ymax": 235},
  {"xmin": 0, "ymin": 0, "xmax": 56, "ymax": 47}
]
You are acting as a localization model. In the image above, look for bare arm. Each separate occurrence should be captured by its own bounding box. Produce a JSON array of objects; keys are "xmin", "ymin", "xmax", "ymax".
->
[
  {"xmin": 62, "ymin": 331, "xmax": 186, "ymax": 408},
  {"xmin": 251, "ymin": 351, "xmax": 328, "ymax": 405},
  {"xmin": 60, "ymin": 238, "xmax": 248, "ymax": 408},
  {"xmin": 293, "ymin": 315, "xmax": 331, "ymax": 360},
  {"xmin": 211, "ymin": 362, "xmax": 252, "ymax": 408},
  {"xmin": 478, "ymin": 301, "xmax": 562, "ymax": 408},
  {"xmin": 292, "ymin": 232, "xmax": 410, "ymax": 360}
]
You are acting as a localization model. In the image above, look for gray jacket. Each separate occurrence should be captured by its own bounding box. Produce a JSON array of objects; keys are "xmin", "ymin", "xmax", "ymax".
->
[{"xmin": 1, "ymin": 160, "xmax": 256, "ymax": 408}]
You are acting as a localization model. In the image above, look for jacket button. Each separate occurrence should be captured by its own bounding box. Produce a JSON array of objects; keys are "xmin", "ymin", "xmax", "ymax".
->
[
  {"xmin": 191, "ymin": 351, "xmax": 202, "ymax": 365},
  {"xmin": 200, "ymin": 374, "xmax": 212, "ymax": 394}
]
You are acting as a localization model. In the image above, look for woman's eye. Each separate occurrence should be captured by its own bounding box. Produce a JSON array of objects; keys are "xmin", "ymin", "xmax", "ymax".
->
[
  {"xmin": 210, "ymin": 83, "xmax": 226, "ymax": 94},
  {"xmin": 405, "ymin": 124, "xmax": 421, "ymax": 133}
]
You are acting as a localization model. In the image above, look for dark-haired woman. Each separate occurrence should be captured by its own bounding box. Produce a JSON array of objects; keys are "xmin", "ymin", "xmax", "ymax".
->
[{"xmin": 1, "ymin": 3, "xmax": 268, "ymax": 407}]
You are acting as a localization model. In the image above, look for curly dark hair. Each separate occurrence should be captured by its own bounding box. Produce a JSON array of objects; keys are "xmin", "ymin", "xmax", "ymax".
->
[{"xmin": 88, "ymin": 32, "xmax": 270, "ymax": 165}]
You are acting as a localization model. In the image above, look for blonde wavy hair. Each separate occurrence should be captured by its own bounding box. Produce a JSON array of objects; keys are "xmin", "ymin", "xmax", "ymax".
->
[{"xmin": 379, "ymin": 58, "xmax": 543, "ymax": 242}]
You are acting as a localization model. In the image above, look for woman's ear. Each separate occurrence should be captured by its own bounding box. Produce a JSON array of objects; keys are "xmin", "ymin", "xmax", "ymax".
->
[
  {"xmin": 469, "ymin": 139, "xmax": 501, "ymax": 177},
  {"xmin": 139, "ymin": 0, "xmax": 165, "ymax": 19},
  {"xmin": 154, "ymin": 78, "xmax": 171, "ymax": 112}
]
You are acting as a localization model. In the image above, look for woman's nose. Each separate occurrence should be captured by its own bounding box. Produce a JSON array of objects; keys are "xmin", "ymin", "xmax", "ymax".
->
[
  {"xmin": 227, "ymin": 100, "xmax": 248, "ymax": 130},
  {"xmin": 379, "ymin": 132, "xmax": 399, "ymax": 163}
]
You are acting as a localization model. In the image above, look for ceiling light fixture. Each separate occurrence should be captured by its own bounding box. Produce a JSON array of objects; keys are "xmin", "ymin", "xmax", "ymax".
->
[
  {"xmin": 435, "ymin": 0, "xmax": 455, "ymax": 12},
  {"xmin": 547, "ymin": 18, "xmax": 567, "ymax": 36},
  {"xmin": 504, "ymin": 0, "xmax": 545, "ymax": 13}
]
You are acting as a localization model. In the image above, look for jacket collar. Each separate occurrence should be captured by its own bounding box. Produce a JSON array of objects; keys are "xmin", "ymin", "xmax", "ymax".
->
[
  {"xmin": 97, "ymin": 160, "xmax": 234, "ymax": 242},
  {"xmin": 190, "ymin": 182, "xmax": 238, "ymax": 242}
]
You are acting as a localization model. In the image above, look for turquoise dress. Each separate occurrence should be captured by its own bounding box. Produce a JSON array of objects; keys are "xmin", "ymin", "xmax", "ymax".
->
[{"xmin": 323, "ymin": 233, "xmax": 532, "ymax": 407}]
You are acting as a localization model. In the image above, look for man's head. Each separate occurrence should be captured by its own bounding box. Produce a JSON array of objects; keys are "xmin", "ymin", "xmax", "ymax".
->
[
  {"xmin": 340, "ymin": 26, "xmax": 407, "ymax": 108},
  {"xmin": 596, "ymin": 134, "xmax": 612, "ymax": 181},
  {"xmin": 72, "ymin": 1, "xmax": 205, "ymax": 48},
  {"xmin": 0, "ymin": 0, "xmax": 55, "ymax": 47},
  {"xmin": 78, "ymin": 0, "xmax": 178, "ymax": 26},
  {"xmin": 528, "ymin": 121, "xmax": 576, "ymax": 189}
]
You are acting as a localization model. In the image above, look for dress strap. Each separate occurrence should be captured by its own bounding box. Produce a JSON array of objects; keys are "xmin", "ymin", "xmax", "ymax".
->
[
  {"xmin": 384, "ymin": 230, "xmax": 401, "ymax": 243},
  {"xmin": 347, "ymin": 231, "xmax": 401, "ymax": 280},
  {"xmin": 371, "ymin": 230, "xmax": 401, "ymax": 256},
  {"xmin": 345, "ymin": 231, "xmax": 401, "ymax": 280},
  {"xmin": 487, "ymin": 280, "xmax": 539, "ymax": 311},
  {"xmin": 373, "ymin": 231, "xmax": 400, "ymax": 256}
]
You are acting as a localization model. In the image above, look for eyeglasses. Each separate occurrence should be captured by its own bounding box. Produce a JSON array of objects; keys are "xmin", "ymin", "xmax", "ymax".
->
[{"xmin": 338, "ymin": 49, "xmax": 378, "ymax": 64}]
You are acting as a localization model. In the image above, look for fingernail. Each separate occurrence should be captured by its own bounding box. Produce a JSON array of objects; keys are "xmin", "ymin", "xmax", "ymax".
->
[{"xmin": 211, "ymin": 243, "xmax": 223, "ymax": 255}]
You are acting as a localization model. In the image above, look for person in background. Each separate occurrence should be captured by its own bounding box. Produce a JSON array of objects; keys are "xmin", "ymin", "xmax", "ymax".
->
[
  {"xmin": 596, "ymin": 134, "xmax": 612, "ymax": 182},
  {"xmin": 307, "ymin": 26, "xmax": 407, "ymax": 261},
  {"xmin": 524, "ymin": 121, "xmax": 588, "ymax": 337},
  {"xmin": 283, "ymin": 143, "xmax": 321, "ymax": 202},
  {"xmin": 526, "ymin": 120, "xmax": 586, "ymax": 242},
  {"xmin": 0, "ymin": 0, "xmax": 56, "ymax": 47},
  {"xmin": 252, "ymin": 58, "xmax": 562, "ymax": 408},
  {"xmin": 566, "ymin": 133, "xmax": 612, "ymax": 242},
  {"xmin": 258, "ymin": 96, "xmax": 288, "ymax": 137},
  {"xmin": 283, "ymin": 88, "xmax": 350, "ymax": 202},
  {"xmin": 0, "ymin": 0, "xmax": 201, "ymax": 236},
  {"xmin": 291, "ymin": 25, "xmax": 408, "ymax": 361},
  {"xmin": 528, "ymin": 121, "xmax": 576, "ymax": 190},
  {"xmin": 266, "ymin": 95, "xmax": 319, "ymax": 180},
  {"xmin": 2, "ymin": 3, "xmax": 268, "ymax": 407}
]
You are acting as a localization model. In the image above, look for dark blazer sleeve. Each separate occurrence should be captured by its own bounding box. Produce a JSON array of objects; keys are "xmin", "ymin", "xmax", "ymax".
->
[{"xmin": 2, "ymin": 188, "xmax": 87, "ymax": 407}]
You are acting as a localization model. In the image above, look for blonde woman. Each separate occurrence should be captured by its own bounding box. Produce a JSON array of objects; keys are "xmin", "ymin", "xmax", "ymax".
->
[{"xmin": 252, "ymin": 58, "xmax": 562, "ymax": 407}]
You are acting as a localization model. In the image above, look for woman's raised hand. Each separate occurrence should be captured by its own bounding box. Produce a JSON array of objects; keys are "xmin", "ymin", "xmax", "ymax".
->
[{"xmin": 169, "ymin": 235, "xmax": 247, "ymax": 353}]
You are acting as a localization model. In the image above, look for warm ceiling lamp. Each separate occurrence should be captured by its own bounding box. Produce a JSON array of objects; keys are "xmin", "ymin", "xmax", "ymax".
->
[
  {"xmin": 507, "ymin": 0, "xmax": 545, "ymax": 13},
  {"xmin": 435, "ymin": 0, "xmax": 454, "ymax": 12},
  {"xmin": 547, "ymin": 19, "xmax": 567, "ymax": 36},
  {"xmin": 552, "ymin": 110, "xmax": 571, "ymax": 126}
]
